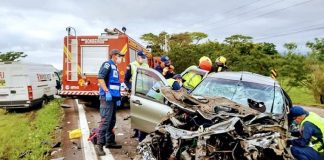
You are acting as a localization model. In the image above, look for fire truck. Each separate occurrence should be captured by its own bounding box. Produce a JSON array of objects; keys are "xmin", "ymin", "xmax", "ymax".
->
[{"xmin": 59, "ymin": 28, "xmax": 154, "ymax": 99}]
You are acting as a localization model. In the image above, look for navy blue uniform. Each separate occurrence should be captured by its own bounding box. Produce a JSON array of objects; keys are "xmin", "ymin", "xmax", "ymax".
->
[
  {"xmin": 289, "ymin": 121, "xmax": 324, "ymax": 160},
  {"xmin": 154, "ymin": 65, "xmax": 175, "ymax": 79},
  {"xmin": 98, "ymin": 60, "xmax": 121, "ymax": 145},
  {"xmin": 124, "ymin": 64, "xmax": 132, "ymax": 89}
]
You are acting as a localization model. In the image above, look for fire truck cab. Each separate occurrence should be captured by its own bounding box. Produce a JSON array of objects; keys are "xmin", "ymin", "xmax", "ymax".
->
[{"xmin": 59, "ymin": 28, "xmax": 153, "ymax": 100}]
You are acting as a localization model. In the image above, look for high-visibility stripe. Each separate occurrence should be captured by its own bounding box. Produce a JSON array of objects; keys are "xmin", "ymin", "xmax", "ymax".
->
[
  {"xmin": 120, "ymin": 43, "xmax": 128, "ymax": 55},
  {"xmin": 110, "ymin": 85, "xmax": 120, "ymax": 90},
  {"xmin": 64, "ymin": 46, "xmax": 72, "ymax": 60},
  {"xmin": 59, "ymin": 91, "xmax": 99, "ymax": 95},
  {"xmin": 271, "ymin": 69, "xmax": 277, "ymax": 77},
  {"xmin": 64, "ymin": 45, "xmax": 82, "ymax": 75}
]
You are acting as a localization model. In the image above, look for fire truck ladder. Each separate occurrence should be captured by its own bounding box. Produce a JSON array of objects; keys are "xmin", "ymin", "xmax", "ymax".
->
[{"xmin": 66, "ymin": 37, "xmax": 78, "ymax": 81}]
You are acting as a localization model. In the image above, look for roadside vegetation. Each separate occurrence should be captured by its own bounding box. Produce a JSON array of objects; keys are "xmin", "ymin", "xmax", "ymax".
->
[
  {"xmin": 141, "ymin": 32, "xmax": 324, "ymax": 105},
  {"xmin": 0, "ymin": 99, "xmax": 63, "ymax": 160}
]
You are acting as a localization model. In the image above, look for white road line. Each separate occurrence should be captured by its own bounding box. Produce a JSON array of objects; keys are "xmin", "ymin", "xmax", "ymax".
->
[
  {"xmin": 76, "ymin": 99, "xmax": 98, "ymax": 160},
  {"xmin": 76, "ymin": 99, "xmax": 115, "ymax": 160}
]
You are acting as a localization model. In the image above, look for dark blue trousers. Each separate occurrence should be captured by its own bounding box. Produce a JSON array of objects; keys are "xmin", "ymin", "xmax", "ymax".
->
[
  {"xmin": 98, "ymin": 97, "xmax": 117, "ymax": 145},
  {"xmin": 291, "ymin": 146, "xmax": 324, "ymax": 160}
]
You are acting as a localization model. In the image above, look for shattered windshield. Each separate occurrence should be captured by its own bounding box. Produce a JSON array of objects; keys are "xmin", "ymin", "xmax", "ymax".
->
[{"xmin": 192, "ymin": 77, "xmax": 285, "ymax": 114}]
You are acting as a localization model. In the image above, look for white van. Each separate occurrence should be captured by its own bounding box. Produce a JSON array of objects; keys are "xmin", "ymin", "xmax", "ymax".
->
[{"xmin": 0, "ymin": 62, "xmax": 60, "ymax": 109}]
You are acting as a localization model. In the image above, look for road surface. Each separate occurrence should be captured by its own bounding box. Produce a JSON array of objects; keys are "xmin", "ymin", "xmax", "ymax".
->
[{"xmin": 55, "ymin": 98, "xmax": 324, "ymax": 160}]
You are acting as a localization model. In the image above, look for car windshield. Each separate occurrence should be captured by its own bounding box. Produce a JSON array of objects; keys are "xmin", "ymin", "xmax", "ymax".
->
[{"xmin": 191, "ymin": 77, "xmax": 285, "ymax": 114}]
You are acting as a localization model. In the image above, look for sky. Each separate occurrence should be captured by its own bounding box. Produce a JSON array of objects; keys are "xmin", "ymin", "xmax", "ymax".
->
[{"xmin": 1, "ymin": 0, "xmax": 324, "ymax": 70}]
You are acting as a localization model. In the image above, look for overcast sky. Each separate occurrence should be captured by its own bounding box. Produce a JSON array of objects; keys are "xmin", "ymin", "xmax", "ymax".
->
[{"xmin": 1, "ymin": 0, "xmax": 324, "ymax": 69}]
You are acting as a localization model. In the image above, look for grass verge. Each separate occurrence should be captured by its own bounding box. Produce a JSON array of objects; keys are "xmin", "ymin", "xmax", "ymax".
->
[
  {"xmin": 0, "ymin": 99, "xmax": 63, "ymax": 160},
  {"xmin": 281, "ymin": 82, "xmax": 324, "ymax": 107}
]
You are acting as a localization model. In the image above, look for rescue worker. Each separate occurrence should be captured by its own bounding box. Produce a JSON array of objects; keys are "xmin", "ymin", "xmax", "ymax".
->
[
  {"xmin": 182, "ymin": 57, "xmax": 212, "ymax": 91},
  {"xmin": 155, "ymin": 55, "xmax": 175, "ymax": 79},
  {"xmin": 96, "ymin": 49, "xmax": 124, "ymax": 156},
  {"xmin": 211, "ymin": 56, "xmax": 228, "ymax": 72},
  {"xmin": 124, "ymin": 51, "xmax": 149, "ymax": 90},
  {"xmin": 124, "ymin": 51, "xmax": 149, "ymax": 139},
  {"xmin": 287, "ymin": 106, "xmax": 324, "ymax": 160},
  {"xmin": 167, "ymin": 74, "xmax": 183, "ymax": 91}
]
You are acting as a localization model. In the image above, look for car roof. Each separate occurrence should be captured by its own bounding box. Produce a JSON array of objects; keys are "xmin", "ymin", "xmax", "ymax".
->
[{"xmin": 208, "ymin": 71, "xmax": 280, "ymax": 87}]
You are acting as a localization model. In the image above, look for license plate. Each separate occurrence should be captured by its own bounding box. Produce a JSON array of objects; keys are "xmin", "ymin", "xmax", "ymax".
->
[{"xmin": 0, "ymin": 80, "xmax": 5, "ymax": 86}]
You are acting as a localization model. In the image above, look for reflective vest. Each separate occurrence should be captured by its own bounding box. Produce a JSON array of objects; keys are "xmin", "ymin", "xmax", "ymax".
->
[
  {"xmin": 183, "ymin": 66, "xmax": 202, "ymax": 90},
  {"xmin": 99, "ymin": 60, "xmax": 121, "ymax": 97},
  {"xmin": 130, "ymin": 61, "xmax": 149, "ymax": 80},
  {"xmin": 167, "ymin": 79, "xmax": 176, "ymax": 87},
  {"xmin": 300, "ymin": 112, "xmax": 324, "ymax": 154}
]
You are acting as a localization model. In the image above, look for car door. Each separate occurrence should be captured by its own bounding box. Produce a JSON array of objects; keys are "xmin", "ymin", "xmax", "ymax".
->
[
  {"xmin": 181, "ymin": 66, "xmax": 209, "ymax": 91},
  {"xmin": 130, "ymin": 67, "xmax": 172, "ymax": 133}
]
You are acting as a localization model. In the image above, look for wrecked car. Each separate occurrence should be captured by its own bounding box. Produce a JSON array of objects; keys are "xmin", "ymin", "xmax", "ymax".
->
[{"xmin": 131, "ymin": 68, "xmax": 293, "ymax": 160}]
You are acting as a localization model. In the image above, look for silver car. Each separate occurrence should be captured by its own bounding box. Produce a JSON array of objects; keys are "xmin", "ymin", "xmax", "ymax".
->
[
  {"xmin": 130, "ymin": 67, "xmax": 209, "ymax": 133},
  {"xmin": 130, "ymin": 68, "xmax": 292, "ymax": 133},
  {"xmin": 131, "ymin": 68, "xmax": 293, "ymax": 160}
]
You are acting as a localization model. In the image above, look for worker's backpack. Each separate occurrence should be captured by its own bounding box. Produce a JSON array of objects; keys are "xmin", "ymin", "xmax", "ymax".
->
[{"xmin": 88, "ymin": 128, "xmax": 99, "ymax": 144}]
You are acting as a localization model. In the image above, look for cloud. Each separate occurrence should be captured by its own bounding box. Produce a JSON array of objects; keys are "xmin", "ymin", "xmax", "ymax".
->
[{"xmin": 0, "ymin": 0, "xmax": 324, "ymax": 69}]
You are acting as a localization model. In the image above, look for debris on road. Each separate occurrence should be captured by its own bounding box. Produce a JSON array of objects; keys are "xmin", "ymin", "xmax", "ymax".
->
[
  {"xmin": 123, "ymin": 115, "xmax": 131, "ymax": 120},
  {"xmin": 136, "ymin": 87, "xmax": 292, "ymax": 160},
  {"xmin": 69, "ymin": 129, "xmax": 82, "ymax": 139},
  {"xmin": 72, "ymin": 141, "xmax": 82, "ymax": 150},
  {"xmin": 51, "ymin": 157, "xmax": 65, "ymax": 160},
  {"xmin": 52, "ymin": 142, "xmax": 61, "ymax": 148},
  {"xmin": 60, "ymin": 104, "xmax": 72, "ymax": 108}
]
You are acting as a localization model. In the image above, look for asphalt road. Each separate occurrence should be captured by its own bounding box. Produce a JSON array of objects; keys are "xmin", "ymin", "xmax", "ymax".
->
[
  {"xmin": 303, "ymin": 106, "xmax": 324, "ymax": 117},
  {"xmin": 58, "ymin": 98, "xmax": 324, "ymax": 160}
]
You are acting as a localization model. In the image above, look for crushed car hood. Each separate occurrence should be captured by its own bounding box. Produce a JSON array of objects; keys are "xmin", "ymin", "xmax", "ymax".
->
[{"xmin": 135, "ymin": 87, "xmax": 292, "ymax": 160}]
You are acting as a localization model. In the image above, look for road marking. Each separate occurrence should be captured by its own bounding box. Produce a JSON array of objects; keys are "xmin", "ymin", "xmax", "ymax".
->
[
  {"xmin": 76, "ymin": 99, "xmax": 98, "ymax": 160},
  {"xmin": 76, "ymin": 99, "xmax": 115, "ymax": 160}
]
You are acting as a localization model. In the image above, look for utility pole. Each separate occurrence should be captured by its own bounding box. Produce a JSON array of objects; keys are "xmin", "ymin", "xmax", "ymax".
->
[{"xmin": 164, "ymin": 35, "xmax": 169, "ymax": 52}]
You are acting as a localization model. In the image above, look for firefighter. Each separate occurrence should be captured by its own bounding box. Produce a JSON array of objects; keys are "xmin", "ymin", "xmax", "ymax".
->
[
  {"xmin": 183, "ymin": 57, "xmax": 212, "ymax": 91},
  {"xmin": 124, "ymin": 51, "xmax": 149, "ymax": 139},
  {"xmin": 211, "ymin": 56, "xmax": 228, "ymax": 72},
  {"xmin": 167, "ymin": 74, "xmax": 183, "ymax": 91},
  {"xmin": 287, "ymin": 106, "xmax": 324, "ymax": 160},
  {"xmin": 96, "ymin": 49, "xmax": 124, "ymax": 156},
  {"xmin": 124, "ymin": 51, "xmax": 149, "ymax": 90},
  {"xmin": 155, "ymin": 55, "xmax": 175, "ymax": 79}
]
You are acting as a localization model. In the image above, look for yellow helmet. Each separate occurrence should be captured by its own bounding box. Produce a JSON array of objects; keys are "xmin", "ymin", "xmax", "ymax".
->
[
  {"xmin": 199, "ymin": 56, "xmax": 212, "ymax": 64},
  {"xmin": 216, "ymin": 56, "xmax": 226, "ymax": 65}
]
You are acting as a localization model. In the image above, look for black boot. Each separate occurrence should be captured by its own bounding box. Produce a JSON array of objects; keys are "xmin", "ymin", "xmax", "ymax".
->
[
  {"xmin": 105, "ymin": 142, "xmax": 122, "ymax": 149},
  {"xmin": 96, "ymin": 144, "xmax": 106, "ymax": 156}
]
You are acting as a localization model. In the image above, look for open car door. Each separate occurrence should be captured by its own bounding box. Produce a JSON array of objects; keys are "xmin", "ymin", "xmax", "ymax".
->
[
  {"xmin": 130, "ymin": 67, "xmax": 172, "ymax": 133},
  {"xmin": 181, "ymin": 66, "xmax": 209, "ymax": 91}
]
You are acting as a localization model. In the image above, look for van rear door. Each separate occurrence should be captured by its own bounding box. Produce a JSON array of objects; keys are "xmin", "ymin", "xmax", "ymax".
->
[{"xmin": 0, "ymin": 65, "xmax": 28, "ymax": 103}]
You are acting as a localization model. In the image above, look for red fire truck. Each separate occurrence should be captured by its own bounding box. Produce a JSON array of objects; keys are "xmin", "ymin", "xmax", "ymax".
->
[{"xmin": 59, "ymin": 28, "xmax": 153, "ymax": 98}]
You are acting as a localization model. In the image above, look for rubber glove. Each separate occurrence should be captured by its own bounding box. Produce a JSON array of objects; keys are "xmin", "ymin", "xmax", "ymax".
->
[
  {"xmin": 105, "ymin": 91, "xmax": 112, "ymax": 101},
  {"xmin": 116, "ymin": 100, "xmax": 121, "ymax": 107}
]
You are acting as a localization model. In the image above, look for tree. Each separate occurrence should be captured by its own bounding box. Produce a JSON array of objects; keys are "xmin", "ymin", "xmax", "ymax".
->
[
  {"xmin": 306, "ymin": 38, "xmax": 324, "ymax": 61},
  {"xmin": 0, "ymin": 51, "xmax": 27, "ymax": 62},
  {"xmin": 140, "ymin": 32, "xmax": 168, "ymax": 54},
  {"xmin": 283, "ymin": 42, "xmax": 297, "ymax": 53},
  {"xmin": 190, "ymin": 32, "xmax": 208, "ymax": 44}
]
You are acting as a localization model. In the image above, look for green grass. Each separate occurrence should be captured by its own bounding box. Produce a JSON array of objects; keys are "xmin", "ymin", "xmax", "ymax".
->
[
  {"xmin": 0, "ymin": 99, "xmax": 63, "ymax": 160},
  {"xmin": 281, "ymin": 83, "xmax": 324, "ymax": 107}
]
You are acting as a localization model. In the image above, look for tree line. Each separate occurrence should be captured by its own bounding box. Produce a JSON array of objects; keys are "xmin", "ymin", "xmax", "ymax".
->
[{"xmin": 141, "ymin": 32, "xmax": 324, "ymax": 104}]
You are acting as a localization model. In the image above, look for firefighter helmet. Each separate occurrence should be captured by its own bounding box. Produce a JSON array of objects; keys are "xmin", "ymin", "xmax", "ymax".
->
[
  {"xmin": 199, "ymin": 59, "xmax": 212, "ymax": 71},
  {"xmin": 199, "ymin": 56, "xmax": 212, "ymax": 64},
  {"xmin": 215, "ymin": 56, "xmax": 226, "ymax": 65}
]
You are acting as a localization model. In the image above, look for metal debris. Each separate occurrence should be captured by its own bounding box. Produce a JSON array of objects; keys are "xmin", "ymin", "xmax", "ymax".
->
[{"xmin": 136, "ymin": 87, "xmax": 292, "ymax": 160}]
